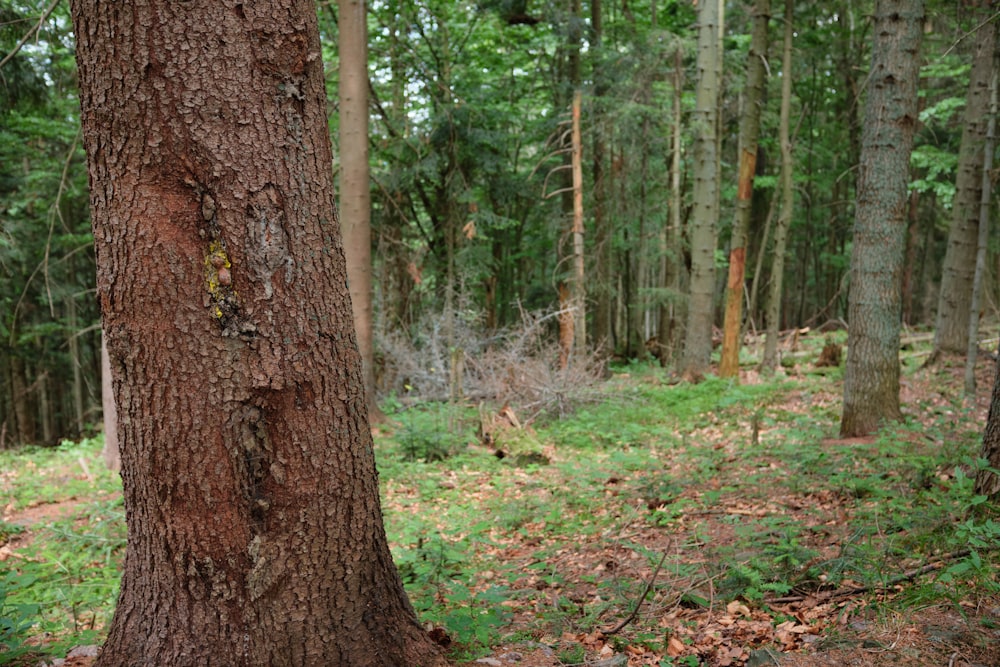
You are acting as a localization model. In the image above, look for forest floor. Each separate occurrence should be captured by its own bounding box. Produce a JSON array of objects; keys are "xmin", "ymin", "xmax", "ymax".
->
[{"xmin": 2, "ymin": 331, "xmax": 999, "ymax": 667}]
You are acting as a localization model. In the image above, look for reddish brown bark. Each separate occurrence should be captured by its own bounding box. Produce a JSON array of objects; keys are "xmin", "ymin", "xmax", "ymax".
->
[{"xmin": 70, "ymin": 0, "xmax": 446, "ymax": 664}]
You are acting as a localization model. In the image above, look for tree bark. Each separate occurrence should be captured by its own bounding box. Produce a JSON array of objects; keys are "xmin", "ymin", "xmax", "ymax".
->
[
  {"xmin": 841, "ymin": 0, "xmax": 924, "ymax": 437},
  {"xmin": 682, "ymin": 0, "xmax": 724, "ymax": 379},
  {"xmin": 571, "ymin": 89, "xmax": 586, "ymax": 361},
  {"xmin": 338, "ymin": 0, "xmax": 381, "ymax": 421},
  {"xmin": 719, "ymin": 0, "xmax": 770, "ymax": 378},
  {"xmin": 975, "ymin": 338, "xmax": 1000, "ymax": 500},
  {"xmin": 658, "ymin": 48, "xmax": 686, "ymax": 367},
  {"xmin": 591, "ymin": 0, "xmax": 612, "ymax": 362},
  {"xmin": 762, "ymin": 0, "xmax": 794, "ymax": 375},
  {"xmin": 964, "ymin": 61, "xmax": 997, "ymax": 399},
  {"xmin": 70, "ymin": 0, "xmax": 445, "ymax": 664},
  {"xmin": 934, "ymin": 1, "xmax": 997, "ymax": 357}
]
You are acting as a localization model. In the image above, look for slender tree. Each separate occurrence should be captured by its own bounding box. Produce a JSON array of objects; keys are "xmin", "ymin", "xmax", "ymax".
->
[
  {"xmin": 841, "ymin": 0, "xmax": 925, "ymax": 437},
  {"xmin": 70, "ymin": 0, "xmax": 446, "ymax": 663},
  {"xmin": 965, "ymin": 62, "xmax": 998, "ymax": 399},
  {"xmin": 933, "ymin": 1, "xmax": 997, "ymax": 358},
  {"xmin": 682, "ymin": 0, "xmax": 724, "ymax": 379},
  {"xmin": 762, "ymin": 0, "xmax": 794, "ymax": 375},
  {"xmin": 719, "ymin": 0, "xmax": 770, "ymax": 378},
  {"xmin": 339, "ymin": 0, "xmax": 381, "ymax": 419}
]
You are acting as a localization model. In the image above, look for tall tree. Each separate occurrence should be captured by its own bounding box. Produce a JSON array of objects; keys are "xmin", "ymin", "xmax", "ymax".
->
[
  {"xmin": 762, "ymin": 0, "xmax": 795, "ymax": 375},
  {"xmin": 933, "ymin": 2, "xmax": 997, "ymax": 358},
  {"xmin": 681, "ymin": 0, "xmax": 724, "ymax": 379},
  {"xmin": 339, "ymin": 0, "xmax": 381, "ymax": 419},
  {"xmin": 69, "ymin": 0, "xmax": 446, "ymax": 664},
  {"xmin": 841, "ymin": 0, "xmax": 924, "ymax": 437},
  {"xmin": 965, "ymin": 62, "xmax": 998, "ymax": 399},
  {"xmin": 719, "ymin": 0, "xmax": 770, "ymax": 378}
]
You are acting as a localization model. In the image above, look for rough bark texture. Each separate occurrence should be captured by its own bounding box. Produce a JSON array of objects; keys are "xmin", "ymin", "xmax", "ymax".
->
[
  {"xmin": 975, "ymin": 339, "xmax": 1000, "ymax": 500},
  {"xmin": 934, "ymin": 2, "xmax": 997, "ymax": 357},
  {"xmin": 841, "ymin": 0, "xmax": 924, "ymax": 437},
  {"xmin": 682, "ymin": 0, "xmax": 724, "ymax": 378},
  {"xmin": 338, "ymin": 0, "xmax": 380, "ymax": 420},
  {"xmin": 719, "ymin": 0, "xmax": 770, "ymax": 379},
  {"xmin": 70, "ymin": 1, "xmax": 445, "ymax": 665}
]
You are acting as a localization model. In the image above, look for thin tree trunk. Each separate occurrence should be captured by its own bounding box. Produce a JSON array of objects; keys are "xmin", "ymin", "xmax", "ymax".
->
[
  {"xmin": 720, "ymin": 0, "xmax": 770, "ymax": 378},
  {"xmin": 70, "ymin": 0, "xmax": 446, "ymax": 663},
  {"xmin": 762, "ymin": 0, "xmax": 794, "ymax": 375},
  {"xmin": 841, "ymin": 0, "xmax": 924, "ymax": 437},
  {"xmin": 339, "ymin": 0, "xmax": 381, "ymax": 421},
  {"xmin": 571, "ymin": 89, "xmax": 586, "ymax": 361},
  {"xmin": 591, "ymin": 0, "xmax": 612, "ymax": 362},
  {"xmin": 965, "ymin": 63, "xmax": 998, "ymax": 399},
  {"xmin": 659, "ymin": 48, "xmax": 687, "ymax": 367}
]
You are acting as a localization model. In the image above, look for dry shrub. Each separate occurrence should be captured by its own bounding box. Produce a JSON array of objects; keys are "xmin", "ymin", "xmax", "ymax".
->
[{"xmin": 376, "ymin": 305, "xmax": 604, "ymax": 419}]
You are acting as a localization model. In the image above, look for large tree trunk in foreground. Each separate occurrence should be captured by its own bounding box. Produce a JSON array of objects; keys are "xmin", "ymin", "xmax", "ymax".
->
[
  {"xmin": 841, "ymin": 0, "xmax": 924, "ymax": 437},
  {"xmin": 71, "ymin": 1, "xmax": 445, "ymax": 665}
]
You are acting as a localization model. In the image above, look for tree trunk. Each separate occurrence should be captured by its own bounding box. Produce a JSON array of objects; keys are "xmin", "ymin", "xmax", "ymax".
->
[
  {"xmin": 591, "ymin": 0, "xmax": 612, "ymax": 362},
  {"xmin": 658, "ymin": 48, "xmax": 686, "ymax": 367},
  {"xmin": 934, "ymin": 2, "xmax": 997, "ymax": 357},
  {"xmin": 762, "ymin": 0, "xmax": 795, "ymax": 375},
  {"xmin": 965, "ymin": 62, "xmax": 998, "ymax": 399},
  {"xmin": 682, "ymin": 0, "xmax": 724, "ymax": 379},
  {"xmin": 976, "ymin": 336, "xmax": 1000, "ymax": 500},
  {"xmin": 338, "ymin": 0, "xmax": 381, "ymax": 421},
  {"xmin": 70, "ymin": 0, "xmax": 446, "ymax": 664},
  {"xmin": 571, "ymin": 89, "xmax": 587, "ymax": 361},
  {"xmin": 841, "ymin": 0, "xmax": 924, "ymax": 437},
  {"xmin": 10, "ymin": 354, "xmax": 34, "ymax": 445},
  {"xmin": 719, "ymin": 0, "xmax": 770, "ymax": 378}
]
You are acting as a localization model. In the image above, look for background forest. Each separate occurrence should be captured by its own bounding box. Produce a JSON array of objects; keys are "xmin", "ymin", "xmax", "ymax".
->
[{"xmin": 0, "ymin": 2, "xmax": 997, "ymax": 444}]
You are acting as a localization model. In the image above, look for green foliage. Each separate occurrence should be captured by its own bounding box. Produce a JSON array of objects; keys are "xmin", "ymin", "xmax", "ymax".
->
[
  {"xmin": 392, "ymin": 402, "xmax": 476, "ymax": 462},
  {"xmin": 0, "ymin": 571, "xmax": 41, "ymax": 662},
  {"xmin": 0, "ymin": 435, "xmax": 124, "ymax": 658}
]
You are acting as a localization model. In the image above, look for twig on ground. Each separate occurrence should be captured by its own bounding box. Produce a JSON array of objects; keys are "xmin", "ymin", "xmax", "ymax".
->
[
  {"xmin": 767, "ymin": 549, "xmax": 973, "ymax": 604},
  {"xmin": 603, "ymin": 550, "xmax": 668, "ymax": 636}
]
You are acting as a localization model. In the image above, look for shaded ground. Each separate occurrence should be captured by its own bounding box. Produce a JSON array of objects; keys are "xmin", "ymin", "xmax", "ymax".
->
[{"xmin": 3, "ymin": 344, "xmax": 998, "ymax": 667}]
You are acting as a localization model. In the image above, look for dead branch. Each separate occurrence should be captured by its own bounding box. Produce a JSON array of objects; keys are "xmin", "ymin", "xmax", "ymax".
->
[
  {"xmin": 603, "ymin": 550, "xmax": 669, "ymax": 636},
  {"xmin": 767, "ymin": 549, "xmax": 973, "ymax": 605}
]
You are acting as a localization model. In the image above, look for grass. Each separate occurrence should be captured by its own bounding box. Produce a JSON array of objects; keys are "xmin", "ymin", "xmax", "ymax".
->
[{"xmin": 1, "ymin": 335, "xmax": 998, "ymax": 664}]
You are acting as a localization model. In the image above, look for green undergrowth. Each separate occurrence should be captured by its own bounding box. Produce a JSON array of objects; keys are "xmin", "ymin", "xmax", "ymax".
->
[
  {"xmin": 0, "ymin": 435, "xmax": 124, "ymax": 664},
  {"xmin": 1, "ymin": 350, "xmax": 997, "ymax": 662}
]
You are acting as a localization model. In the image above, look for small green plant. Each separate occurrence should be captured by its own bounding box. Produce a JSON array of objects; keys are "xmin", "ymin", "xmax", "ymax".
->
[
  {"xmin": 437, "ymin": 584, "xmax": 511, "ymax": 651},
  {"xmin": 394, "ymin": 403, "xmax": 474, "ymax": 462},
  {"xmin": 0, "ymin": 571, "xmax": 42, "ymax": 662}
]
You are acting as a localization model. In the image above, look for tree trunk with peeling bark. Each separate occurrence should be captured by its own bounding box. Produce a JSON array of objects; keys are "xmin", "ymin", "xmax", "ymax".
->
[
  {"xmin": 70, "ymin": 0, "xmax": 446, "ymax": 664},
  {"xmin": 719, "ymin": 0, "xmax": 769, "ymax": 379}
]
